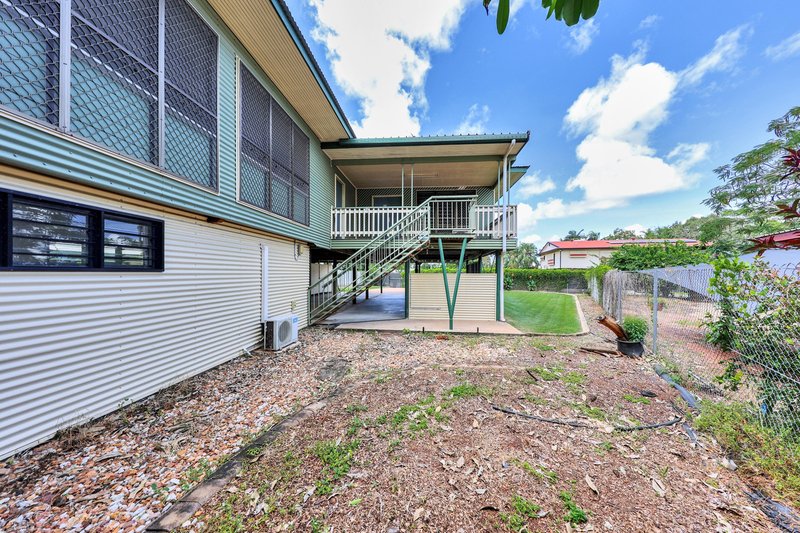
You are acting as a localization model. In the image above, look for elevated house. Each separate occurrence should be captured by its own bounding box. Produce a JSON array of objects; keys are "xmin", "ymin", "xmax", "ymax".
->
[
  {"xmin": 0, "ymin": 0, "xmax": 529, "ymax": 457},
  {"xmin": 539, "ymin": 239, "xmax": 701, "ymax": 269}
]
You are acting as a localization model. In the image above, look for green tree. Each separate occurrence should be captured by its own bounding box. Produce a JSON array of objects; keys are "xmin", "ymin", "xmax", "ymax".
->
[
  {"xmin": 705, "ymin": 107, "xmax": 800, "ymax": 242},
  {"xmin": 504, "ymin": 243, "xmax": 539, "ymax": 269},
  {"xmin": 603, "ymin": 228, "xmax": 638, "ymax": 240},
  {"xmin": 607, "ymin": 242, "xmax": 711, "ymax": 271},
  {"xmin": 562, "ymin": 229, "xmax": 585, "ymax": 241},
  {"xmin": 484, "ymin": 0, "xmax": 599, "ymax": 34}
]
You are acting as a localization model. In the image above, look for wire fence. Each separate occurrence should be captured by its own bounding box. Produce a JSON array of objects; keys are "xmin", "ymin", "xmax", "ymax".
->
[{"xmin": 593, "ymin": 262, "xmax": 800, "ymax": 437}]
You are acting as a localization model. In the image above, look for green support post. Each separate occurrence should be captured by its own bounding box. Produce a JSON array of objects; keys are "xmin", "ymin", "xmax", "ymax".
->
[
  {"xmin": 495, "ymin": 251, "xmax": 502, "ymax": 321},
  {"xmin": 438, "ymin": 238, "xmax": 468, "ymax": 331},
  {"xmin": 404, "ymin": 259, "xmax": 410, "ymax": 318}
]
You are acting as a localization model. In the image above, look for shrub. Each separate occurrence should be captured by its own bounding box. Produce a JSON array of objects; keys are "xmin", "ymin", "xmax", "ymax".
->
[
  {"xmin": 585, "ymin": 264, "xmax": 611, "ymax": 299},
  {"xmin": 608, "ymin": 242, "xmax": 711, "ymax": 271},
  {"xmin": 526, "ymin": 279, "xmax": 537, "ymax": 291},
  {"xmin": 504, "ymin": 268, "xmax": 587, "ymax": 292},
  {"xmin": 621, "ymin": 316, "xmax": 649, "ymax": 342}
]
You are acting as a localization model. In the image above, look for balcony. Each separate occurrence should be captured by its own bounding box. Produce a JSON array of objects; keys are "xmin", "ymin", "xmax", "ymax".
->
[{"xmin": 331, "ymin": 196, "xmax": 517, "ymax": 241}]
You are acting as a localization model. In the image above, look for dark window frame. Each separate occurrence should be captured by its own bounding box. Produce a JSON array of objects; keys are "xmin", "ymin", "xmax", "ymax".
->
[{"xmin": 0, "ymin": 188, "xmax": 164, "ymax": 272}]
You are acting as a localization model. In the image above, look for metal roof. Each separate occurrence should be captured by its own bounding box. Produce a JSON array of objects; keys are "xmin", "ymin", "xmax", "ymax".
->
[{"xmin": 322, "ymin": 132, "xmax": 530, "ymax": 149}]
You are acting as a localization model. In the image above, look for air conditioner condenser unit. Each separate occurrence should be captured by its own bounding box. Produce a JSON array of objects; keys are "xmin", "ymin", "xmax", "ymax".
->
[{"xmin": 263, "ymin": 314, "xmax": 299, "ymax": 351}]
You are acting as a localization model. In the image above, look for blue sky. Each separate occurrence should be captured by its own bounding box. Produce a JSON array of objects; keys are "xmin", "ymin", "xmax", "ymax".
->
[{"xmin": 285, "ymin": 0, "xmax": 800, "ymax": 246}]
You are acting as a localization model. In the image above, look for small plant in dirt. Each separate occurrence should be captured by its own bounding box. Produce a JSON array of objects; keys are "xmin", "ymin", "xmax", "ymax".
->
[
  {"xmin": 572, "ymin": 402, "xmax": 606, "ymax": 421},
  {"xmin": 530, "ymin": 340, "xmax": 555, "ymax": 351},
  {"xmin": 559, "ymin": 491, "xmax": 588, "ymax": 524},
  {"xmin": 693, "ymin": 401, "xmax": 800, "ymax": 505},
  {"xmin": 347, "ymin": 416, "xmax": 367, "ymax": 436},
  {"xmin": 446, "ymin": 382, "xmax": 492, "ymax": 399},
  {"xmin": 621, "ymin": 316, "xmax": 649, "ymax": 342},
  {"xmin": 623, "ymin": 393, "xmax": 651, "ymax": 405},
  {"xmin": 309, "ymin": 517, "xmax": 330, "ymax": 533},
  {"xmin": 181, "ymin": 458, "xmax": 214, "ymax": 491},
  {"xmin": 454, "ymin": 368, "xmax": 466, "ymax": 377},
  {"xmin": 500, "ymin": 495, "xmax": 541, "ymax": 530},
  {"xmin": 527, "ymin": 365, "xmax": 562, "ymax": 381},
  {"xmin": 562, "ymin": 371, "xmax": 587, "ymax": 386},
  {"xmin": 512, "ymin": 459, "xmax": 558, "ymax": 483},
  {"xmin": 312, "ymin": 439, "xmax": 360, "ymax": 495},
  {"xmin": 345, "ymin": 403, "xmax": 368, "ymax": 414},
  {"xmin": 523, "ymin": 393, "xmax": 548, "ymax": 406}
]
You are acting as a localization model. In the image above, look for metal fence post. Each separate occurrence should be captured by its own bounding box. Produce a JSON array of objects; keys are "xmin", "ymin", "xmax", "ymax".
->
[{"xmin": 651, "ymin": 273, "xmax": 659, "ymax": 353}]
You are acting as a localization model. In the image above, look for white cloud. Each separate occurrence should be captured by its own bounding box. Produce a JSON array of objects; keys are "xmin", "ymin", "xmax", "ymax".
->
[
  {"xmin": 309, "ymin": 0, "xmax": 469, "ymax": 137},
  {"xmin": 765, "ymin": 31, "xmax": 800, "ymax": 61},
  {"xmin": 638, "ymin": 15, "xmax": 660, "ymax": 30},
  {"xmin": 516, "ymin": 171, "xmax": 556, "ymax": 197},
  {"xmin": 454, "ymin": 104, "xmax": 491, "ymax": 134},
  {"xmin": 567, "ymin": 19, "xmax": 598, "ymax": 55},
  {"xmin": 520, "ymin": 233, "xmax": 542, "ymax": 244},
  {"xmin": 680, "ymin": 26, "xmax": 749, "ymax": 87},
  {"xmin": 624, "ymin": 223, "xmax": 647, "ymax": 236},
  {"xmin": 529, "ymin": 30, "xmax": 745, "ymax": 225}
]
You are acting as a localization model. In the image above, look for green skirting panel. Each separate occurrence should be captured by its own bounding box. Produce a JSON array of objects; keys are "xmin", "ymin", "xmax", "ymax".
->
[{"xmin": 438, "ymin": 237, "xmax": 468, "ymax": 330}]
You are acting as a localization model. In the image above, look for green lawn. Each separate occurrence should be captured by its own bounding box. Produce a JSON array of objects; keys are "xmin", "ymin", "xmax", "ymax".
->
[{"xmin": 504, "ymin": 291, "xmax": 582, "ymax": 334}]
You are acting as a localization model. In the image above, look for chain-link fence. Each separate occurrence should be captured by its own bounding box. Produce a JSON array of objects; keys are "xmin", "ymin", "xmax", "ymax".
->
[{"xmin": 594, "ymin": 261, "xmax": 800, "ymax": 436}]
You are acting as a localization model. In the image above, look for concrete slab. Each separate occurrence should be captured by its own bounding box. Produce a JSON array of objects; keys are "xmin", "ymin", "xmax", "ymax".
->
[
  {"xmin": 320, "ymin": 287, "xmax": 405, "ymax": 325},
  {"xmin": 334, "ymin": 318, "xmax": 524, "ymax": 335}
]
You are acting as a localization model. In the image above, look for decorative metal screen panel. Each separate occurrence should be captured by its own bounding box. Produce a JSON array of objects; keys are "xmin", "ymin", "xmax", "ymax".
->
[
  {"xmin": 239, "ymin": 64, "xmax": 310, "ymax": 225},
  {"xmin": 0, "ymin": 0, "xmax": 60, "ymax": 125},
  {"xmin": 164, "ymin": 0, "xmax": 217, "ymax": 189},
  {"xmin": 239, "ymin": 65, "xmax": 271, "ymax": 210},
  {"xmin": 71, "ymin": 0, "xmax": 159, "ymax": 164}
]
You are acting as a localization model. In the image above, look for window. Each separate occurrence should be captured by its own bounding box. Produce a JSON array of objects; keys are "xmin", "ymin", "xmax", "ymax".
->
[
  {"xmin": 0, "ymin": 0, "xmax": 218, "ymax": 189},
  {"xmin": 1, "ymin": 190, "xmax": 164, "ymax": 270},
  {"xmin": 238, "ymin": 63, "xmax": 310, "ymax": 225}
]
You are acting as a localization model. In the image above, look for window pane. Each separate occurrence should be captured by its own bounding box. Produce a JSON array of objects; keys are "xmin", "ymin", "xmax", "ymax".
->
[
  {"xmin": 164, "ymin": 0, "xmax": 217, "ymax": 188},
  {"xmin": 11, "ymin": 199, "xmax": 92, "ymax": 267},
  {"xmin": 103, "ymin": 215, "xmax": 156, "ymax": 268},
  {"xmin": 70, "ymin": 0, "xmax": 159, "ymax": 164},
  {"xmin": 104, "ymin": 217, "xmax": 152, "ymax": 236},
  {"xmin": 0, "ymin": 0, "xmax": 60, "ymax": 125},
  {"xmin": 103, "ymin": 245, "xmax": 151, "ymax": 267}
]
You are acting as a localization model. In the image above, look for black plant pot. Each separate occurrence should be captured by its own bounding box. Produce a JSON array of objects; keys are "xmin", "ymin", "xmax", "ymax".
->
[{"xmin": 617, "ymin": 338, "xmax": 644, "ymax": 357}]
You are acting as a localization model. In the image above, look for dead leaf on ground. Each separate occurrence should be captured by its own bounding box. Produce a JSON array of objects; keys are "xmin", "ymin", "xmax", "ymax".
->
[
  {"xmin": 651, "ymin": 477, "xmax": 667, "ymax": 497},
  {"xmin": 585, "ymin": 473, "xmax": 599, "ymax": 495}
]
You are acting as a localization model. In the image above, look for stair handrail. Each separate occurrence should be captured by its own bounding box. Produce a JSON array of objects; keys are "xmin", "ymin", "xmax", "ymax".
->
[{"xmin": 309, "ymin": 197, "xmax": 434, "ymax": 297}]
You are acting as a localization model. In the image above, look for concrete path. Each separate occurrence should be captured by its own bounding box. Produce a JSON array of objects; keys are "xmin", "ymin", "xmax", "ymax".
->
[
  {"xmin": 334, "ymin": 317, "xmax": 524, "ymax": 335},
  {"xmin": 320, "ymin": 287, "xmax": 405, "ymax": 325}
]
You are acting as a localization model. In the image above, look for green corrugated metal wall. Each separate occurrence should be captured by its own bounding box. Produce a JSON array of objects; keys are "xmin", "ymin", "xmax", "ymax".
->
[{"xmin": 0, "ymin": 0, "xmax": 334, "ymax": 249}]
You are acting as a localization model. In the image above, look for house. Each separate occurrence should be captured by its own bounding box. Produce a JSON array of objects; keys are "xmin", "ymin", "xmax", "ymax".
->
[
  {"xmin": 0, "ymin": 0, "xmax": 529, "ymax": 457},
  {"xmin": 539, "ymin": 239, "xmax": 701, "ymax": 269}
]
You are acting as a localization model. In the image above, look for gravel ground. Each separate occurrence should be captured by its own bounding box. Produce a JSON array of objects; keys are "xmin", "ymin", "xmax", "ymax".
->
[{"xmin": 0, "ymin": 296, "xmax": 781, "ymax": 531}]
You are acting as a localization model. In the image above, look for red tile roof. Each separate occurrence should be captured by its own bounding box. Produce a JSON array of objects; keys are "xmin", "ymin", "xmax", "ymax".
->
[{"xmin": 540, "ymin": 239, "xmax": 701, "ymax": 253}]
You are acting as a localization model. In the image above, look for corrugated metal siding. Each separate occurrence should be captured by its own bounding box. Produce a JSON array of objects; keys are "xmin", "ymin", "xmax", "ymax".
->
[
  {"xmin": 0, "ymin": 174, "xmax": 309, "ymax": 458},
  {"xmin": 0, "ymin": 0, "xmax": 333, "ymax": 251},
  {"xmin": 408, "ymin": 273, "xmax": 496, "ymax": 320}
]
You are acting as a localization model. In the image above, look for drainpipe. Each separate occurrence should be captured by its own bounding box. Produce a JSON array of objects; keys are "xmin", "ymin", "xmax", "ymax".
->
[
  {"xmin": 401, "ymin": 164, "xmax": 405, "ymax": 207},
  {"xmin": 500, "ymin": 140, "xmax": 516, "ymax": 322},
  {"xmin": 411, "ymin": 163, "xmax": 415, "ymax": 206}
]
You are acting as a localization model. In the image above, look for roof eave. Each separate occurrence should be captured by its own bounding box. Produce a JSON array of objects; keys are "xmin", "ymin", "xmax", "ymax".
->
[
  {"xmin": 321, "ymin": 131, "xmax": 530, "ymax": 150},
  {"xmin": 271, "ymin": 0, "xmax": 355, "ymax": 139}
]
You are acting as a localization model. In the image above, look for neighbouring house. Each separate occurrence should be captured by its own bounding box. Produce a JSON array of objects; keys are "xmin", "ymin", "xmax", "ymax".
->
[
  {"xmin": 0, "ymin": 0, "xmax": 530, "ymax": 457},
  {"xmin": 539, "ymin": 239, "xmax": 702, "ymax": 269}
]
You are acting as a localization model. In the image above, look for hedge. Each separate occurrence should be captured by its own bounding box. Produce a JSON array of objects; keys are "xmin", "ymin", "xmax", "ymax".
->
[{"xmin": 504, "ymin": 268, "xmax": 588, "ymax": 292}]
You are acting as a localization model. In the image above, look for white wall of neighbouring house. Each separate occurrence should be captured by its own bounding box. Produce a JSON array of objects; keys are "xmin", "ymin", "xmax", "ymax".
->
[
  {"xmin": 0, "ymin": 171, "xmax": 309, "ymax": 459},
  {"xmin": 541, "ymin": 249, "xmax": 613, "ymax": 269},
  {"xmin": 408, "ymin": 273, "xmax": 496, "ymax": 321}
]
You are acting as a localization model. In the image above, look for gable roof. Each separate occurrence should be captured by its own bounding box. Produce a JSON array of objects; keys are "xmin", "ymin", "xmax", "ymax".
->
[{"xmin": 540, "ymin": 239, "xmax": 701, "ymax": 254}]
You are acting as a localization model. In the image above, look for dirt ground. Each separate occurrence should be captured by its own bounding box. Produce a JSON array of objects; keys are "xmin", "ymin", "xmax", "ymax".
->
[{"xmin": 0, "ymin": 296, "xmax": 780, "ymax": 532}]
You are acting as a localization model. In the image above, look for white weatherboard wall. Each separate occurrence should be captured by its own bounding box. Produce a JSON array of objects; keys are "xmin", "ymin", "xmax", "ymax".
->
[
  {"xmin": 408, "ymin": 273, "xmax": 496, "ymax": 321},
  {"xmin": 541, "ymin": 249, "xmax": 612, "ymax": 269},
  {"xmin": 0, "ymin": 173, "xmax": 309, "ymax": 458}
]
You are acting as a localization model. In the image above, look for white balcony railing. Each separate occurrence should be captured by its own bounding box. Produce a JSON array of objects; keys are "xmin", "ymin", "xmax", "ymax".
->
[
  {"xmin": 331, "ymin": 206, "xmax": 415, "ymax": 239},
  {"xmin": 332, "ymin": 199, "xmax": 517, "ymax": 240},
  {"xmin": 475, "ymin": 205, "xmax": 517, "ymax": 239}
]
